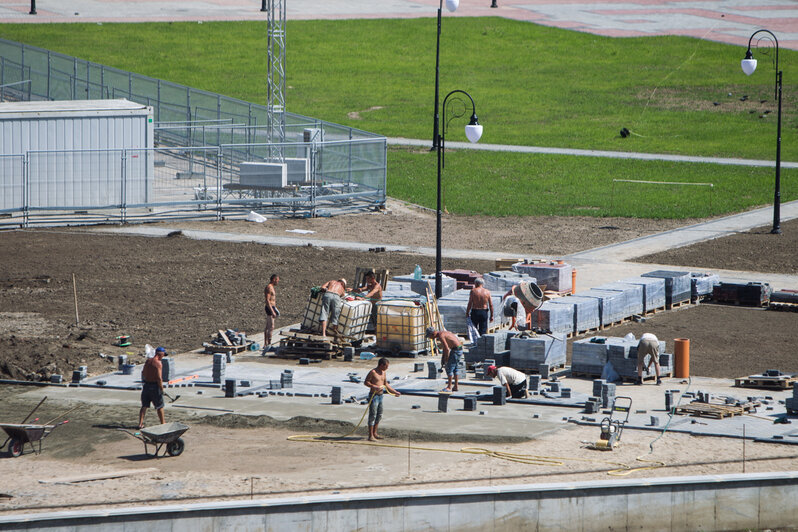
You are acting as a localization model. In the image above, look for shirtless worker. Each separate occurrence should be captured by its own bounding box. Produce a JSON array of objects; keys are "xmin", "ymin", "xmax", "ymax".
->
[
  {"xmin": 363, "ymin": 357, "xmax": 401, "ymax": 441},
  {"xmin": 466, "ymin": 277, "xmax": 494, "ymax": 336},
  {"xmin": 319, "ymin": 278, "xmax": 347, "ymax": 339},
  {"xmin": 263, "ymin": 274, "xmax": 280, "ymax": 354},
  {"xmin": 138, "ymin": 347, "xmax": 166, "ymax": 429},
  {"xmin": 357, "ymin": 271, "xmax": 383, "ymax": 332},
  {"xmin": 426, "ymin": 327, "xmax": 464, "ymax": 392}
]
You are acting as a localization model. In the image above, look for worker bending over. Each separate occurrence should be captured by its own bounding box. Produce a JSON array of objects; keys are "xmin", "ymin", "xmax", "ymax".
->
[
  {"xmin": 426, "ymin": 327, "xmax": 464, "ymax": 392},
  {"xmin": 319, "ymin": 278, "xmax": 347, "ymax": 339},
  {"xmin": 636, "ymin": 332, "xmax": 662, "ymax": 385},
  {"xmin": 487, "ymin": 365, "xmax": 529, "ymax": 398}
]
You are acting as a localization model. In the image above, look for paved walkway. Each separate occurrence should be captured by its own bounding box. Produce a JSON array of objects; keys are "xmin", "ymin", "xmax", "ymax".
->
[
  {"xmin": 390, "ymin": 138, "xmax": 798, "ymax": 168},
  {"xmin": 2, "ymin": 0, "xmax": 796, "ymax": 50},
  {"xmin": 89, "ymin": 197, "xmax": 798, "ymax": 290}
]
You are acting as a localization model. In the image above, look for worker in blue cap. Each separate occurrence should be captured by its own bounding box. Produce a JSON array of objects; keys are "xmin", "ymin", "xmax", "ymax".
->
[{"xmin": 138, "ymin": 346, "xmax": 166, "ymax": 429}]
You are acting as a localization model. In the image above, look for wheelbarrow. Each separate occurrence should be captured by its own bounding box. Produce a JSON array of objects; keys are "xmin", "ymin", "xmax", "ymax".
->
[
  {"xmin": 1, "ymin": 421, "xmax": 69, "ymax": 457},
  {"xmin": 119, "ymin": 422, "xmax": 189, "ymax": 457},
  {"xmin": 1, "ymin": 402, "xmax": 78, "ymax": 457}
]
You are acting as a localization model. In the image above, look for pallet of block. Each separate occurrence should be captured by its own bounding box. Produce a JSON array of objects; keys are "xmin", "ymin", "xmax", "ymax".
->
[
  {"xmin": 735, "ymin": 373, "xmax": 798, "ymax": 390},
  {"xmin": 675, "ymin": 400, "xmax": 757, "ymax": 419},
  {"xmin": 203, "ymin": 342, "xmax": 252, "ymax": 354},
  {"xmin": 275, "ymin": 332, "xmax": 345, "ymax": 359}
]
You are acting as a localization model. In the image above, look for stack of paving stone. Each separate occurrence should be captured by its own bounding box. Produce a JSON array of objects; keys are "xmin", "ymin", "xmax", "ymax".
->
[
  {"xmin": 280, "ymin": 370, "xmax": 293, "ymax": 388},
  {"xmin": 571, "ymin": 337, "xmax": 625, "ymax": 376},
  {"xmin": 600, "ymin": 382, "xmax": 616, "ymax": 407},
  {"xmin": 530, "ymin": 301, "xmax": 575, "ymax": 335},
  {"xmin": 382, "ymin": 280, "xmax": 416, "ymax": 299},
  {"xmin": 617, "ymin": 277, "xmax": 666, "ymax": 314},
  {"xmin": 212, "ymin": 353, "xmax": 226, "ymax": 384},
  {"xmin": 161, "ymin": 357, "xmax": 175, "ymax": 382},
  {"xmin": 578, "ymin": 289, "xmax": 627, "ymax": 326},
  {"xmin": 641, "ymin": 270, "xmax": 691, "ymax": 309},
  {"xmin": 512, "ymin": 261, "xmax": 572, "ymax": 292},
  {"xmin": 392, "ymin": 273, "xmax": 457, "ymax": 297},
  {"xmin": 509, "ymin": 333, "xmax": 567, "ymax": 372},
  {"xmin": 594, "ymin": 282, "xmax": 644, "ymax": 317},
  {"xmin": 713, "ymin": 281, "xmax": 773, "ymax": 307},
  {"xmin": 548, "ymin": 296, "xmax": 600, "ymax": 333},
  {"xmin": 483, "ymin": 271, "xmax": 537, "ymax": 292},
  {"xmin": 441, "ymin": 269, "xmax": 482, "ymax": 290},
  {"xmin": 437, "ymin": 289, "xmax": 503, "ymax": 334},
  {"xmin": 466, "ymin": 330, "xmax": 516, "ymax": 367},
  {"xmin": 785, "ymin": 383, "xmax": 798, "ymax": 415},
  {"xmin": 690, "ymin": 272, "xmax": 720, "ymax": 301}
]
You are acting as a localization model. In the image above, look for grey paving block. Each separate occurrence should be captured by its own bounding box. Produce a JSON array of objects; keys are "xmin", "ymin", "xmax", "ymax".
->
[
  {"xmin": 691, "ymin": 272, "xmax": 720, "ymax": 298},
  {"xmin": 579, "ymin": 289, "xmax": 627, "ymax": 325},
  {"xmin": 595, "ymin": 282, "xmax": 644, "ymax": 317},
  {"xmin": 512, "ymin": 261, "xmax": 572, "ymax": 292},
  {"xmin": 493, "ymin": 386, "xmax": 506, "ymax": 405},
  {"xmin": 509, "ymin": 333, "xmax": 567, "ymax": 372},
  {"xmin": 641, "ymin": 270, "xmax": 691, "ymax": 307},
  {"xmin": 618, "ymin": 276, "xmax": 666, "ymax": 314},
  {"xmin": 531, "ymin": 301, "xmax": 575, "ymax": 334}
]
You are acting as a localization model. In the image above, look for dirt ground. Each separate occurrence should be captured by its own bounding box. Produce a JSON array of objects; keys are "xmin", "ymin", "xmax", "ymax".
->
[{"xmin": 1, "ymin": 206, "xmax": 797, "ymax": 513}]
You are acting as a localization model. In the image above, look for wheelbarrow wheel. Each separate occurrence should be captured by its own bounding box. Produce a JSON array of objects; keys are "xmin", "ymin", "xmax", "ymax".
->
[
  {"xmin": 166, "ymin": 437, "xmax": 185, "ymax": 457},
  {"xmin": 8, "ymin": 438, "xmax": 22, "ymax": 458}
]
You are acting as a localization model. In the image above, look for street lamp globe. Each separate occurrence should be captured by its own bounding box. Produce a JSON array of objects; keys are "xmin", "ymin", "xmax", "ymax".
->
[
  {"xmin": 465, "ymin": 115, "xmax": 483, "ymax": 143},
  {"xmin": 446, "ymin": 0, "xmax": 459, "ymax": 12},
  {"xmin": 741, "ymin": 50, "xmax": 757, "ymax": 76}
]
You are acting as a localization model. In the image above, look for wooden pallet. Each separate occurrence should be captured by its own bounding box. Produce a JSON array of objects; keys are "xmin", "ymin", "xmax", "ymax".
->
[
  {"xmin": 735, "ymin": 375, "xmax": 798, "ymax": 390},
  {"xmin": 675, "ymin": 401, "xmax": 756, "ymax": 419},
  {"xmin": 666, "ymin": 300, "xmax": 691, "ymax": 310},
  {"xmin": 574, "ymin": 326, "xmax": 601, "ymax": 338},
  {"xmin": 274, "ymin": 334, "xmax": 344, "ymax": 359},
  {"xmin": 644, "ymin": 305, "xmax": 667, "ymax": 316},
  {"xmin": 517, "ymin": 362, "xmax": 566, "ymax": 375},
  {"xmin": 204, "ymin": 342, "xmax": 252, "ymax": 354},
  {"xmin": 769, "ymin": 302, "xmax": 798, "ymax": 312},
  {"xmin": 600, "ymin": 318, "xmax": 630, "ymax": 330}
]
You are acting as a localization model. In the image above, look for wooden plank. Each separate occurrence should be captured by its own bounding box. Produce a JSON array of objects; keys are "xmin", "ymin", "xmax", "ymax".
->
[
  {"xmin": 39, "ymin": 467, "xmax": 159, "ymax": 485},
  {"xmin": 218, "ymin": 330, "xmax": 232, "ymax": 346}
]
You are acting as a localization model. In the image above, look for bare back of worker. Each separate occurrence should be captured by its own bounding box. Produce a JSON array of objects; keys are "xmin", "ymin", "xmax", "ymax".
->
[
  {"xmin": 321, "ymin": 279, "xmax": 346, "ymax": 297},
  {"xmin": 468, "ymin": 286, "xmax": 492, "ymax": 311}
]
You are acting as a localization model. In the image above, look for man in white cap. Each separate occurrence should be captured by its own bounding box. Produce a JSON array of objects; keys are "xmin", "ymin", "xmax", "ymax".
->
[{"xmin": 636, "ymin": 333, "xmax": 662, "ymax": 385}]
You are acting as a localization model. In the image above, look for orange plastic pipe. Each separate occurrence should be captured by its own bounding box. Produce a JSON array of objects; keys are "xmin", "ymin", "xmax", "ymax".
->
[
  {"xmin": 675, "ymin": 338, "xmax": 690, "ymax": 378},
  {"xmin": 571, "ymin": 268, "xmax": 577, "ymax": 294}
]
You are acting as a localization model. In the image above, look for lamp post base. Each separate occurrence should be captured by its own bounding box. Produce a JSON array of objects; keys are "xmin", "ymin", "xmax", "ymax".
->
[{"xmin": 771, "ymin": 227, "xmax": 782, "ymax": 235}]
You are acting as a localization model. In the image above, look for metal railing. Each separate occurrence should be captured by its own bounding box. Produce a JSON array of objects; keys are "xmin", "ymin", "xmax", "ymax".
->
[{"xmin": 0, "ymin": 38, "xmax": 387, "ymax": 226}]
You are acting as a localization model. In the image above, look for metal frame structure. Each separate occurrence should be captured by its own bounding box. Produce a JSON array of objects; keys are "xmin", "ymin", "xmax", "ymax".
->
[{"xmin": 266, "ymin": 0, "xmax": 286, "ymax": 150}]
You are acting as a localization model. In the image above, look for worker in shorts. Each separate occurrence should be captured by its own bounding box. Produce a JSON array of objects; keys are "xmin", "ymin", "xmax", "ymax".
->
[
  {"xmin": 263, "ymin": 273, "xmax": 280, "ymax": 354},
  {"xmin": 487, "ymin": 365, "xmax": 529, "ymax": 398},
  {"xmin": 636, "ymin": 332, "xmax": 662, "ymax": 385},
  {"xmin": 138, "ymin": 347, "xmax": 166, "ymax": 429},
  {"xmin": 426, "ymin": 327, "xmax": 464, "ymax": 392},
  {"xmin": 319, "ymin": 278, "xmax": 347, "ymax": 339}
]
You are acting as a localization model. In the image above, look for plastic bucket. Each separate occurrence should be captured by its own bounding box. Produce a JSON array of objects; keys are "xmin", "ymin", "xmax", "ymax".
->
[{"xmin": 121, "ymin": 363, "xmax": 136, "ymax": 375}]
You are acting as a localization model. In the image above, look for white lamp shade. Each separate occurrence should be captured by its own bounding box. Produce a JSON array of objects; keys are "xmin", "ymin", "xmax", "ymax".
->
[
  {"xmin": 445, "ymin": 0, "xmax": 459, "ymax": 12},
  {"xmin": 465, "ymin": 123, "xmax": 483, "ymax": 143},
  {"xmin": 741, "ymin": 58, "xmax": 757, "ymax": 76}
]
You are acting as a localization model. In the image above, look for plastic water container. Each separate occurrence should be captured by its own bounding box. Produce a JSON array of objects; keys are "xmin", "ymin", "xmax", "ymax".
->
[
  {"xmin": 121, "ymin": 363, "xmax": 136, "ymax": 375},
  {"xmin": 375, "ymin": 300, "xmax": 426, "ymax": 354},
  {"xmin": 413, "ymin": 264, "xmax": 422, "ymax": 280},
  {"xmin": 360, "ymin": 351, "xmax": 376, "ymax": 360}
]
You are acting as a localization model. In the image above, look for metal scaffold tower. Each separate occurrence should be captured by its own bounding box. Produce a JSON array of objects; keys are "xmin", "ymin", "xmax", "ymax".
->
[{"xmin": 267, "ymin": 0, "xmax": 286, "ymax": 151}]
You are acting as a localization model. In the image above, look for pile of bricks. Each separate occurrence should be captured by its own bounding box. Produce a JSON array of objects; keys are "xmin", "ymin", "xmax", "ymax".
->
[
  {"xmin": 690, "ymin": 272, "xmax": 720, "ymax": 301},
  {"xmin": 594, "ymin": 282, "xmax": 644, "ymax": 317},
  {"xmin": 441, "ymin": 269, "xmax": 482, "ymax": 290},
  {"xmin": 512, "ymin": 261, "xmax": 573, "ymax": 293},
  {"xmin": 509, "ymin": 333, "xmax": 567, "ymax": 372},
  {"xmin": 161, "ymin": 357, "xmax": 175, "ymax": 381},
  {"xmin": 483, "ymin": 271, "xmax": 537, "ymax": 292},
  {"xmin": 466, "ymin": 330, "xmax": 516, "ymax": 367},
  {"xmin": 549, "ymin": 296, "xmax": 600, "ymax": 333},
  {"xmin": 393, "ymin": 273, "xmax": 457, "ymax": 297},
  {"xmin": 212, "ymin": 353, "xmax": 226, "ymax": 384},
  {"xmin": 530, "ymin": 301, "xmax": 575, "ymax": 335},
  {"xmin": 578, "ymin": 289, "xmax": 628, "ymax": 325},
  {"xmin": 642, "ymin": 270, "xmax": 691, "ymax": 309},
  {"xmin": 785, "ymin": 383, "xmax": 798, "ymax": 415},
  {"xmin": 618, "ymin": 277, "xmax": 666, "ymax": 314}
]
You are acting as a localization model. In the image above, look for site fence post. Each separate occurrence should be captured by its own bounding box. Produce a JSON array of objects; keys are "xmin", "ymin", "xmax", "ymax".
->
[
  {"xmin": 216, "ymin": 147, "xmax": 223, "ymax": 220},
  {"xmin": 121, "ymin": 150, "xmax": 127, "ymax": 224},
  {"xmin": 22, "ymin": 153, "xmax": 29, "ymax": 227}
]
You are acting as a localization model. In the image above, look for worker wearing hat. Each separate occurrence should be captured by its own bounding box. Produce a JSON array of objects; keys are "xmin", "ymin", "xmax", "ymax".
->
[
  {"xmin": 139, "ymin": 346, "xmax": 166, "ymax": 429},
  {"xmin": 487, "ymin": 365, "xmax": 529, "ymax": 399},
  {"xmin": 426, "ymin": 327, "xmax": 463, "ymax": 392}
]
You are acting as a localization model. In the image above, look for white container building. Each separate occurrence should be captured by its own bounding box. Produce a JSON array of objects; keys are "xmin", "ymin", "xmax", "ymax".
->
[{"xmin": 0, "ymin": 99, "xmax": 154, "ymax": 210}]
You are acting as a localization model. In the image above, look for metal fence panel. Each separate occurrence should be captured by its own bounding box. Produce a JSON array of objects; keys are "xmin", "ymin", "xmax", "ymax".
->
[
  {"xmin": 26, "ymin": 150, "xmax": 124, "ymax": 209},
  {"xmin": 0, "ymin": 154, "xmax": 24, "ymax": 211}
]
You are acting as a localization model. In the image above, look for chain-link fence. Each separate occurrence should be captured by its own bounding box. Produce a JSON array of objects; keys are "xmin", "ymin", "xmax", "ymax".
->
[{"xmin": 0, "ymin": 38, "xmax": 387, "ymax": 226}]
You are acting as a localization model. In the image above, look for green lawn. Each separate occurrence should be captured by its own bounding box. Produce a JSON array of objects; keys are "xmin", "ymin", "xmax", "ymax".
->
[{"xmin": 1, "ymin": 18, "xmax": 796, "ymax": 217}]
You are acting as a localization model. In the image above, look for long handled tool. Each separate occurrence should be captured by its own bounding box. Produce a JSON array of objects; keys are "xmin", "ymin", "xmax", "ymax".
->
[
  {"xmin": 1, "ymin": 396, "xmax": 47, "ymax": 448},
  {"xmin": 164, "ymin": 391, "xmax": 181, "ymax": 404}
]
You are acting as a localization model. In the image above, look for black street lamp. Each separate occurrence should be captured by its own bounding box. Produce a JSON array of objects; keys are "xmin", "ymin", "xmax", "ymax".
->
[
  {"xmin": 29, "ymin": 0, "xmax": 36, "ymax": 15},
  {"xmin": 741, "ymin": 29, "xmax": 783, "ymax": 234},
  {"xmin": 431, "ymin": 0, "xmax": 459, "ymax": 149},
  {"xmin": 435, "ymin": 89, "xmax": 483, "ymax": 299}
]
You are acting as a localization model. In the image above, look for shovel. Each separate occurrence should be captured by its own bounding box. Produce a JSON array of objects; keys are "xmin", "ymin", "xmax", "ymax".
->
[{"xmin": 164, "ymin": 391, "xmax": 181, "ymax": 404}]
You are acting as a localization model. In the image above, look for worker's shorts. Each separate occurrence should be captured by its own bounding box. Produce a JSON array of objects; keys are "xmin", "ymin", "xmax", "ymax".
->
[
  {"xmin": 445, "ymin": 346, "xmax": 463, "ymax": 377},
  {"xmin": 319, "ymin": 291, "xmax": 343, "ymax": 326},
  {"xmin": 141, "ymin": 382, "xmax": 164, "ymax": 410},
  {"xmin": 637, "ymin": 338, "xmax": 660, "ymax": 364},
  {"xmin": 509, "ymin": 381, "xmax": 528, "ymax": 398}
]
